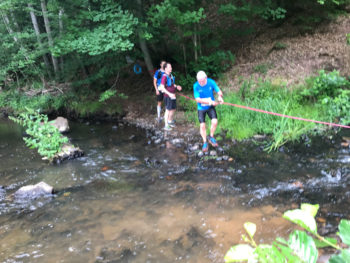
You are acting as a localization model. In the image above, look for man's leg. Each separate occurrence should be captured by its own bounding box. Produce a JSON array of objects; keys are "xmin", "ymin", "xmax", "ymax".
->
[
  {"xmin": 200, "ymin": 122, "xmax": 207, "ymax": 142},
  {"xmin": 210, "ymin": 118, "xmax": 218, "ymax": 137},
  {"xmin": 168, "ymin": 109, "xmax": 175, "ymax": 123},
  {"xmin": 157, "ymin": 101, "xmax": 162, "ymax": 119},
  {"xmin": 164, "ymin": 109, "xmax": 169, "ymax": 127}
]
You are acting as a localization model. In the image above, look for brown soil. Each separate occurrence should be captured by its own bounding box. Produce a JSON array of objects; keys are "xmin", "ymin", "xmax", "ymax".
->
[{"xmin": 225, "ymin": 16, "xmax": 350, "ymax": 91}]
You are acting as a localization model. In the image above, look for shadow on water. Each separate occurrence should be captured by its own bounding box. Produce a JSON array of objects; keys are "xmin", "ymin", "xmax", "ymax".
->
[{"xmin": 0, "ymin": 119, "xmax": 349, "ymax": 262}]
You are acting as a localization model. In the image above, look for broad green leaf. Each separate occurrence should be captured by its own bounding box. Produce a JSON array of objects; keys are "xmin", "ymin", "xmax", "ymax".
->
[
  {"xmin": 255, "ymin": 244, "xmax": 284, "ymax": 263},
  {"xmin": 274, "ymin": 242, "xmax": 303, "ymax": 263},
  {"xmin": 224, "ymin": 244, "xmax": 254, "ymax": 262},
  {"xmin": 300, "ymin": 203, "xmax": 319, "ymax": 217},
  {"xmin": 288, "ymin": 230, "xmax": 318, "ymax": 263},
  {"xmin": 244, "ymin": 222, "xmax": 256, "ymax": 238},
  {"xmin": 283, "ymin": 209, "xmax": 317, "ymax": 233},
  {"xmin": 314, "ymin": 237, "xmax": 337, "ymax": 248},
  {"xmin": 338, "ymin": 219, "xmax": 350, "ymax": 246},
  {"xmin": 329, "ymin": 249, "xmax": 350, "ymax": 263}
]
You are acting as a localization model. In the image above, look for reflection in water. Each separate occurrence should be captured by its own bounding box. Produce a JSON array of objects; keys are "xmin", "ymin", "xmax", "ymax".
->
[{"xmin": 0, "ymin": 119, "xmax": 349, "ymax": 262}]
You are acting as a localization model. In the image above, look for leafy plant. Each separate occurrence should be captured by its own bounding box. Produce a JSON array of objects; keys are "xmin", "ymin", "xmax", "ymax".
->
[
  {"xmin": 9, "ymin": 109, "xmax": 68, "ymax": 161},
  {"xmin": 300, "ymin": 70, "xmax": 349, "ymax": 101},
  {"xmin": 225, "ymin": 203, "xmax": 350, "ymax": 263},
  {"xmin": 99, "ymin": 89, "xmax": 117, "ymax": 102}
]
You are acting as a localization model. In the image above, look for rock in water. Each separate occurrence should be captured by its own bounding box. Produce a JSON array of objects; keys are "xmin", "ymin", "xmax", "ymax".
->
[
  {"xmin": 52, "ymin": 143, "xmax": 84, "ymax": 164},
  {"xmin": 14, "ymin": 182, "xmax": 53, "ymax": 199},
  {"xmin": 51, "ymin": 117, "xmax": 70, "ymax": 133}
]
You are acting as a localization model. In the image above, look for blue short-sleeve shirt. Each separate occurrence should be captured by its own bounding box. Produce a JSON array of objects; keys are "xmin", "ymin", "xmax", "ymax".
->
[
  {"xmin": 193, "ymin": 78, "xmax": 220, "ymax": 110},
  {"xmin": 154, "ymin": 70, "xmax": 164, "ymax": 87}
]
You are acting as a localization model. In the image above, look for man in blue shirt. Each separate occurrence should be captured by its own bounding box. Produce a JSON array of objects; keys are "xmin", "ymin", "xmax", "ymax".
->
[
  {"xmin": 153, "ymin": 60, "xmax": 166, "ymax": 122},
  {"xmin": 193, "ymin": 71, "xmax": 224, "ymax": 152}
]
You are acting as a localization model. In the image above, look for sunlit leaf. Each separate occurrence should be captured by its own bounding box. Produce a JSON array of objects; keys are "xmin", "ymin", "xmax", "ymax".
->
[
  {"xmin": 244, "ymin": 222, "xmax": 256, "ymax": 238},
  {"xmin": 300, "ymin": 203, "xmax": 319, "ymax": 217},
  {"xmin": 283, "ymin": 209, "xmax": 317, "ymax": 233},
  {"xmin": 224, "ymin": 244, "xmax": 254, "ymax": 262},
  {"xmin": 288, "ymin": 230, "xmax": 318, "ymax": 263},
  {"xmin": 338, "ymin": 220, "xmax": 350, "ymax": 246}
]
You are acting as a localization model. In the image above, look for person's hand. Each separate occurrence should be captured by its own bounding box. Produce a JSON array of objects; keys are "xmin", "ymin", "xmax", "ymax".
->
[
  {"xmin": 156, "ymin": 90, "xmax": 160, "ymax": 95},
  {"xmin": 212, "ymin": 101, "xmax": 218, "ymax": 106},
  {"xmin": 176, "ymin": 85, "xmax": 182, "ymax": 91},
  {"xmin": 169, "ymin": 93, "xmax": 176, "ymax": 99},
  {"xmin": 218, "ymin": 96, "xmax": 224, "ymax": 104}
]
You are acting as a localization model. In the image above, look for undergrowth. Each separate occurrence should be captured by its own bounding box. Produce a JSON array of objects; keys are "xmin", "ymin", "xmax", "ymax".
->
[{"xmin": 178, "ymin": 70, "xmax": 350, "ymax": 151}]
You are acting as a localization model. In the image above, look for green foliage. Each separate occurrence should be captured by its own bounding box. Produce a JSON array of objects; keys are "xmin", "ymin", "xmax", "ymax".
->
[
  {"xmin": 300, "ymin": 70, "xmax": 349, "ymax": 101},
  {"xmin": 322, "ymin": 89, "xmax": 350, "ymax": 125},
  {"xmin": 99, "ymin": 89, "xmax": 117, "ymax": 102},
  {"xmin": 54, "ymin": 1, "xmax": 138, "ymax": 56},
  {"xmin": 261, "ymin": 7, "xmax": 287, "ymax": 21},
  {"xmin": 9, "ymin": 109, "xmax": 68, "ymax": 160},
  {"xmin": 225, "ymin": 203, "xmax": 350, "ymax": 263}
]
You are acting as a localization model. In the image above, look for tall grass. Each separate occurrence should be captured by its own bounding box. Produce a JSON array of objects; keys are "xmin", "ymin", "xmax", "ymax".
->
[{"xmin": 179, "ymin": 75, "xmax": 347, "ymax": 151}]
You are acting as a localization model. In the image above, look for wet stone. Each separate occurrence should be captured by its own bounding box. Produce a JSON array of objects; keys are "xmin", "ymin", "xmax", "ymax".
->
[
  {"xmin": 154, "ymin": 139, "xmax": 161, "ymax": 144},
  {"xmin": 209, "ymin": 150, "xmax": 217, "ymax": 156},
  {"xmin": 198, "ymin": 151, "xmax": 204, "ymax": 158},
  {"xmin": 222, "ymin": 155, "xmax": 229, "ymax": 161},
  {"xmin": 171, "ymin": 138, "xmax": 184, "ymax": 145},
  {"xmin": 189, "ymin": 144, "xmax": 199, "ymax": 152}
]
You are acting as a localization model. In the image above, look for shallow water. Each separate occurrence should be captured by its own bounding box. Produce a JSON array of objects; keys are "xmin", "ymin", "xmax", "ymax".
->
[{"xmin": 0, "ymin": 119, "xmax": 349, "ymax": 262}]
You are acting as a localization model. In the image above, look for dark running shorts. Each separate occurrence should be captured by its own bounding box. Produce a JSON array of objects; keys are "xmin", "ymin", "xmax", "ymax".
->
[
  {"xmin": 164, "ymin": 97, "xmax": 176, "ymax": 110},
  {"xmin": 198, "ymin": 106, "xmax": 217, "ymax": 123},
  {"xmin": 157, "ymin": 91, "xmax": 164, "ymax": 102}
]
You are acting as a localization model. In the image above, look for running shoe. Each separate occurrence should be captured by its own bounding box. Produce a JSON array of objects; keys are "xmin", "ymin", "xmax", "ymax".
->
[
  {"xmin": 164, "ymin": 125, "xmax": 172, "ymax": 131},
  {"xmin": 208, "ymin": 136, "xmax": 218, "ymax": 147},
  {"xmin": 202, "ymin": 142, "xmax": 209, "ymax": 152}
]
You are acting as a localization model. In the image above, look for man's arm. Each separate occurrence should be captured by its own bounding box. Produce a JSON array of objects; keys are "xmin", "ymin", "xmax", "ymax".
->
[
  {"xmin": 217, "ymin": 90, "xmax": 224, "ymax": 104},
  {"xmin": 153, "ymin": 78, "xmax": 159, "ymax": 94},
  {"xmin": 159, "ymin": 84, "xmax": 175, "ymax": 99}
]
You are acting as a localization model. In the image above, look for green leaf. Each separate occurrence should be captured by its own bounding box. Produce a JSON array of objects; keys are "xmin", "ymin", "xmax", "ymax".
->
[
  {"xmin": 329, "ymin": 249, "xmax": 350, "ymax": 263},
  {"xmin": 283, "ymin": 209, "xmax": 317, "ymax": 233},
  {"xmin": 255, "ymin": 244, "xmax": 284, "ymax": 263},
  {"xmin": 224, "ymin": 244, "xmax": 254, "ymax": 262},
  {"xmin": 300, "ymin": 203, "xmax": 319, "ymax": 217},
  {"xmin": 288, "ymin": 230, "xmax": 318, "ymax": 263},
  {"xmin": 244, "ymin": 222, "xmax": 256, "ymax": 238},
  {"xmin": 338, "ymin": 220, "xmax": 350, "ymax": 246},
  {"xmin": 314, "ymin": 237, "xmax": 337, "ymax": 248}
]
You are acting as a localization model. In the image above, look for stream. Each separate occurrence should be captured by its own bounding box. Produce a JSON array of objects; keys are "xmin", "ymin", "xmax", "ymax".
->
[{"xmin": 0, "ymin": 118, "xmax": 349, "ymax": 263}]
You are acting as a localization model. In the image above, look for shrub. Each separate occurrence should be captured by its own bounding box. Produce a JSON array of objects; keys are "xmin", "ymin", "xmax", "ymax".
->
[
  {"xmin": 9, "ymin": 109, "xmax": 69, "ymax": 160},
  {"xmin": 300, "ymin": 70, "xmax": 349, "ymax": 101}
]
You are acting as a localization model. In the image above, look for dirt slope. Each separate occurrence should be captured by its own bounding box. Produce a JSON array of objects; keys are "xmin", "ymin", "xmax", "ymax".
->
[{"xmin": 226, "ymin": 16, "xmax": 350, "ymax": 90}]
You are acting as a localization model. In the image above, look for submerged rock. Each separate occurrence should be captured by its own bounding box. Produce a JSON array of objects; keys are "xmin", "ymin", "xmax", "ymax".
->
[
  {"xmin": 14, "ymin": 182, "xmax": 53, "ymax": 199},
  {"xmin": 51, "ymin": 117, "xmax": 69, "ymax": 133}
]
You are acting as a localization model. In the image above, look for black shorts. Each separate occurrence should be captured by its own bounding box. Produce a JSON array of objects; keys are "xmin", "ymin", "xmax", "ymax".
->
[
  {"xmin": 198, "ymin": 107, "xmax": 217, "ymax": 123},
  {"xmin": 157, "ymin": 91, "xmax": 164, "ymax": 102},
  {"xmin": 164, "ymin": 97, "xmax": 176, "ymax": 110}
]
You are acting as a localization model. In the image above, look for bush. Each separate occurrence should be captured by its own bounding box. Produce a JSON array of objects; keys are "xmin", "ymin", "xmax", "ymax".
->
[
  {"xmin": 9, "ymin": 109, "xmax": 69, "ymax": 160},
  {"xmin": 300, "ymin": 70, "xmax": 349, "ymax": 101}
]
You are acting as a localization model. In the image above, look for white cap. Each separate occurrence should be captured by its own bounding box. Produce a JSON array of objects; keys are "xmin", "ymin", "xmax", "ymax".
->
[{"xmin": 196, "ymin": 71, "xmax": 207, "ymax": 80}]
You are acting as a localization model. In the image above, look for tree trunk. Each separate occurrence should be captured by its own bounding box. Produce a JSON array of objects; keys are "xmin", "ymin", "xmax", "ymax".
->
[
  {"xmin": 183, "ymin": 44, "xmax": 187, "ymax": 75},
  {"xmin": 58, "ymin": 9, "xmax": 64, "ymax": 74},
  {"xmin": 28, "ymin": 3, "xmax": 52, "ymax": 78},
  {"xmin": 41, "ymin": 0, "xmax": 59, "ymax": 78},
  {"xmin": 1, "ymin": 12, "xmax": 18, "ymax": 42},
  {"xmin": 136, "ymin": 0, "xmax": 153, "ymax": 77}
]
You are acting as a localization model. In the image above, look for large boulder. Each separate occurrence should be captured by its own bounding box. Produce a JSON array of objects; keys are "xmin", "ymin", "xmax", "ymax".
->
[
  {"xmin": 14, "ymin": 182, "xmax": 53, "ymax": 199},
  {"xmin": 51, "ymin": 116, "xmax": 69, "ymax": 133}
]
